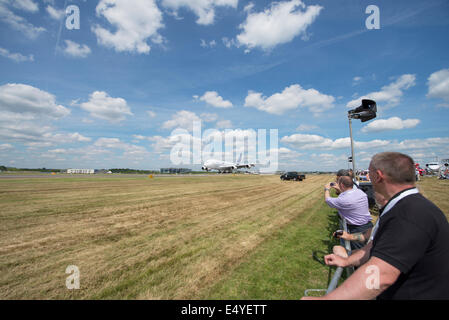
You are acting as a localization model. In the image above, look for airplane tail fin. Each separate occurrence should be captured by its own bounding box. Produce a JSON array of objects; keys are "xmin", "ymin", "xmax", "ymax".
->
[{"xmin": 237, "ymin": 152, "xmax": 242, "ymax": 164}]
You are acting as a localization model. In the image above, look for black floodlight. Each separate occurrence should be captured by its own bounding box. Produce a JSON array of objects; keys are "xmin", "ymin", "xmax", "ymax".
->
[
  {"xmin": 348, "ymin": 99, "xmax": 377, "ymax": 122},
  {"xmin": 347, "ymin": 99, "xmax": 377, "ymax": 189}
]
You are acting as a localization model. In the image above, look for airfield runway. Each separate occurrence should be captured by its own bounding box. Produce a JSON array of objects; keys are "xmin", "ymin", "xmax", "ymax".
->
[{"xmin": 0, "ymin": 173, "xmax": 238, "ymax": 179}]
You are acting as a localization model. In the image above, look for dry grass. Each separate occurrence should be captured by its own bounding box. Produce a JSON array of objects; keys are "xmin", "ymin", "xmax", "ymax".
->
[
  {"xmin": 0, "ymin": 174, "xmax": 330, "ymax": 299},
  {"xmin": 417, "ymin": 176, "xmax": 449, "ymax": 219},
  {"xmin": 1, "ymin": 174, "xmax": 447, "ymax": 300}
]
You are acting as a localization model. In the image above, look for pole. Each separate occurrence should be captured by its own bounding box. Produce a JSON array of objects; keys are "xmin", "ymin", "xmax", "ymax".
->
[
  {"xmin": 326, "ymin": 217, "xmax": 353, "ymax": 293},
  {"xmin": 326, "ymin": 266, "xmax": 343, "ymax": 294},
  {"xmin": 341, "ymin": 218, "xmax": 354, "ymax": 277},
  {"xmin": 348, "ymin": 116, "xmax": 356, "ymax": 176}
]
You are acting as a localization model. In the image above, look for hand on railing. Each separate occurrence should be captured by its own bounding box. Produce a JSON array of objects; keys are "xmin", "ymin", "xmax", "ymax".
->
[{"xmin": 324, "ymin": 253, "xmax": 350, "ymax": 268}]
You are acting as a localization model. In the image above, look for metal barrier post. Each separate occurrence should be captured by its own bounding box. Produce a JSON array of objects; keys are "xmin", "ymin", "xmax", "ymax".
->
[
  {"xmin": 341, "ymin": 218, "xmax": 354, "ymax": 277},
  {"xmin": 304, "ymin": 216, "xmax": 353, "ymax": 296},
  {"xmin": 325, "ymin": 216, "xmax": 352, "ymax": 293},
  {"xmin": 326, "ymin": 266, "xmax": 343, "ymax": 294}
]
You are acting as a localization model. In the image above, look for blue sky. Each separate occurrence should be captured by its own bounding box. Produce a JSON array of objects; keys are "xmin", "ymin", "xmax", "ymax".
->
[{"xmin": 0, "ymin": 0, "xmax": 448, "ymax": 171}]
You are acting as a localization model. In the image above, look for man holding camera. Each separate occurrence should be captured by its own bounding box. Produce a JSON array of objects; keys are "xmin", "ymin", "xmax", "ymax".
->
[{"xmin": 324, "ymin": 175, "xmax": 373, "ymax": 251}]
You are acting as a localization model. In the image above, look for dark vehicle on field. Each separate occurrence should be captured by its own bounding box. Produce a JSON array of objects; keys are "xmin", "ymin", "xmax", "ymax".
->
[{"xmin": 280, "ymin": 172, "xmax": 306, "ymax": 181}]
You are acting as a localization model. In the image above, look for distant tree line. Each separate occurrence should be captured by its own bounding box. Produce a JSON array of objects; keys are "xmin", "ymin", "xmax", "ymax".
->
[
  {"xmin": 0, "ymin": 166, "xmax": 60, "ymax": 172},
  {"xmin": 0, "ymin": 166, "xmax": 161, "ymax": 174}
]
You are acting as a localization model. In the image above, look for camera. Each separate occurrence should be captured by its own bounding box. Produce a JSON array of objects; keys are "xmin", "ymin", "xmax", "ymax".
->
[{"xmin": 334, "ymin": 230, "xmax": 344, "ymax": 238}]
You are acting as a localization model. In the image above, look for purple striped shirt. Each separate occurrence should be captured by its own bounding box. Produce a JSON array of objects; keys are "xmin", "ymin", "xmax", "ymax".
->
[{"xmin": 325, "ymin": 188, "xmax": 371, "ymax": 226}]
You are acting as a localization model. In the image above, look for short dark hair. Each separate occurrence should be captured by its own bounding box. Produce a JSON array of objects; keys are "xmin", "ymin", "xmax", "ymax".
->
[
  {"xmin": 338, "ymin": 176, "xmax": 354, "ymax": 188},
  {"xmin": 347, "ymin": 169, "xmax": 354, "ymax": 178},
  {"xmin": 336, "ymin": 169, "xmax": 350, "ymax": 177},
  {"xmin": 370, "ymin": 152, "xmax": 416, "ymax": 184}
]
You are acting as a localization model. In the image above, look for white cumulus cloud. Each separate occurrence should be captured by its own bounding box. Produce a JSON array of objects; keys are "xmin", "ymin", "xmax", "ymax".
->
[
  {"xmin": 0, "ymin": 84, "xmax": 96, "ymax": 148},
  {"xmin": 0, "ymin": 121, "xmax": 90, "ymax": 146},
  {"xmin": 236, "ymin": 0, "xmax": 323, "ymax": 51},
  {"xmin": 0, "ymin": 0, "xmax": 45, "ymax": 38},
  {"xmin": 9, "ymin": 0, "xmax": 39, "ymax": 12},
  {"xmin": 80, "ymin": 91, "xmax": 133, "ymax": 123},
  {"xmin": 0, "ymin": 47, "xmax": 33, "ymax": 62},
  {"xmin": 161, "ymin": 0, "xmax": 238, "ymax": 25},
  {"xmin": 346, "ymin": 74, "xmax": 416, "ymax": 109},
  {"xmin": 46, "ymin": 5, "xmax": 64, "ymax": 20},
  {"xmin": 281, "ymin": 133, "xmax": 390, "ymax": 150},
  {"xmin": 0, "ymin": 83, "xmax": 70, "ymax": 119},
  {"xmin": 391, "ymin": 137, "xmax": 449, "ymax": 153},
  {"xmin": 92, "ymin": 0, "xmax": 164, "ymax": 54},
  {"xmin": 427, "ymin": 68, "xmax": 449, "ymax": 101},
  {"xmin": 63, "ymin": 40, "xmax": 91, "ymax": 58},
  {"xmin": 361, "ymin": 117, "xmax": 420, "ymax": 133},
  {"xmin": 162, "ymin": 110, "xmax": 202, "ymax": 131},
  {"xmin": 244, "ymin": 84, "xmax": 334, "ymax": 115},
  {"xmin": 199, "ymin": 91, "xmax": 233, "ymax": 108}
]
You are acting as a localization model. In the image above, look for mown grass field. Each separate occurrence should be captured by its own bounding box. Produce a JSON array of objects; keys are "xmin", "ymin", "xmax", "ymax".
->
[{"xmin": 0, "ymin": 174, "xmax": 447, "ymax": 299}]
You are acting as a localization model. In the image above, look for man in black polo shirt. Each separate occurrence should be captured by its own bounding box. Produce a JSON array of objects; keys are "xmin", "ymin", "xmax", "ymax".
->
[{"xmin": 302, "ymin": 152, "xmax": 449, "ymax": 300}]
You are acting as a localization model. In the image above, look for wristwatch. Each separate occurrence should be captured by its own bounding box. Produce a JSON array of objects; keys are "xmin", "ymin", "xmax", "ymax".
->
[{"xmin": 324, "ymin": 187, "xmax": 330, "ymax": 191}]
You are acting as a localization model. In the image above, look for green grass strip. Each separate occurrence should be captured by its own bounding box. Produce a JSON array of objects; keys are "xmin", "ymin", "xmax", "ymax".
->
[{"xmin": 202, "ymin": 198, "xmax": 340, "ymax": 300}]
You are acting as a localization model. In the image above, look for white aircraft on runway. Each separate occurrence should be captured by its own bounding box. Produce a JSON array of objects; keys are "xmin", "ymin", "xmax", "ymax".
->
[
  {"xmin": 201, "ymin": 157, "xmax": 255, "ymax": 173},
  {"xmin": 426, "ymin": 161, "xmax": 441, "ymax": 174}
]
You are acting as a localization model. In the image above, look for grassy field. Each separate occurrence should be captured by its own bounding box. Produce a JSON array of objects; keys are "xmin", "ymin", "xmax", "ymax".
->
[
  {"xmin": 416, "ymin": 176, "xmax": 449, "ymax": 219},
  {"xmin": 0, "ymin": 174, "xmax": 447, "ymax": 299}
]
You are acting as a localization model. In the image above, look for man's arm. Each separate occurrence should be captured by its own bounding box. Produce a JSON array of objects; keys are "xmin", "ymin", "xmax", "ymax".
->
[
  {"xmin": 351, "ymin": 232, "xmax": 365, "ymax": 242},
  {"xmin": 338, "ymin": 228, "xmax": 372, "ymax": 243},
  {"xmin": 332, "ymin": 184, "xmax": 341, "ymax": 194},
  {"xmin": 338, "ymin": 230, "xmax": 363, "ymax": 242},
  {"xmin": 325, "ymin": 242, "xmax": 373, "ymax": 268},
  {"xmin": 324, "ymin": 184, "xmax": 331, "ymax": 201},
  {"xmin": 324, "ymin": 184, "xmax": 344, "ymax": 210},
  {"xmin": 305, "ymin": 256, "xmax": 401, "ymax": 300}
]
